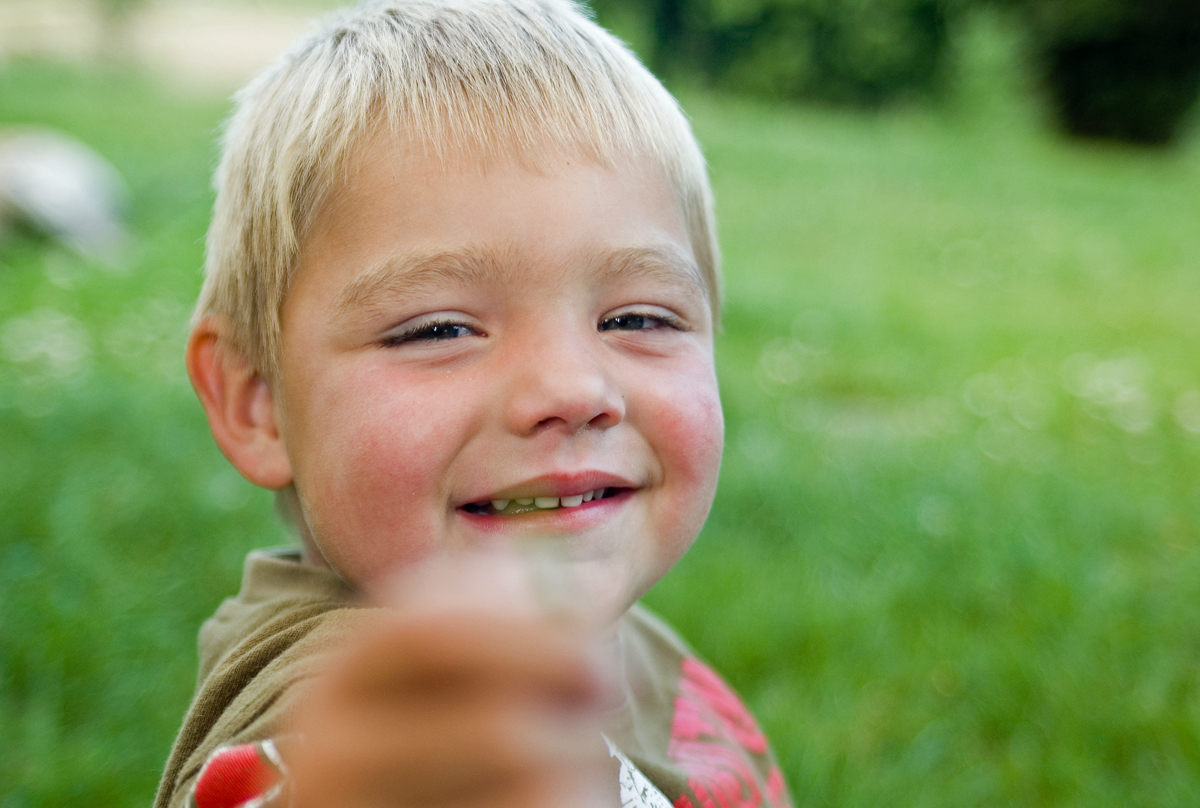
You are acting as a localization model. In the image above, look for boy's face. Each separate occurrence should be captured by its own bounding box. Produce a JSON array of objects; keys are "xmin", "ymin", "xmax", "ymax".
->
[{"xmin": 273, "ymin": 135, "xmax": 722, "ymax": 621}]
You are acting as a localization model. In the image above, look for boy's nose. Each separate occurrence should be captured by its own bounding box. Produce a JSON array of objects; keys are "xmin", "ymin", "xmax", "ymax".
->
[{"xmin": 502, "ymin": 331, "xmax": 624, "ymax": 436}]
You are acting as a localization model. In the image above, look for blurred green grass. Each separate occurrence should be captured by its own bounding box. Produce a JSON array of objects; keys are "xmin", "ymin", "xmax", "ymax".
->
[{"xmin": 4, "ymin": 18, "xmax": 1200, "ymax": 804}]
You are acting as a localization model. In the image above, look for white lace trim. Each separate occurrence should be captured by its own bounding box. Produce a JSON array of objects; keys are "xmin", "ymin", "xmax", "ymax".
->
[{"xmin": 605, "ymin": 736, "xmax": 675, "ymax": 808}]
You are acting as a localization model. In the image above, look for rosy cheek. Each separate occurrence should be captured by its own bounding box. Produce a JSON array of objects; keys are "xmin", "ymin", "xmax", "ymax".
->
[
  {"xmin": 647, "ymin": 368, "xmax": 723, "ymax": 535},
  {"xmin": 291, "ymin": 366, "xmax": 462, "ymax": 577},
  {"xmin": 666, "ymin": 377, "xmax": 724, "ymax": 480},
  {"xmin": 631, "ymin": 373, "xmax": 722, "ymax": 594}
]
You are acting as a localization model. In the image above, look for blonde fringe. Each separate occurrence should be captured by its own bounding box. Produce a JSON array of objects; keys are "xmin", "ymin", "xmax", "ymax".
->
[{"xmin": 195, "ymin": 0, "xmax": 719, "ymax": 379}]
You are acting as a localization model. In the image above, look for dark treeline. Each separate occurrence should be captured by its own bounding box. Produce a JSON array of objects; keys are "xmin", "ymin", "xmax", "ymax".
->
[{"xmin": 586, "ymin": 0, "xmax": 1200, "ymax": 145}]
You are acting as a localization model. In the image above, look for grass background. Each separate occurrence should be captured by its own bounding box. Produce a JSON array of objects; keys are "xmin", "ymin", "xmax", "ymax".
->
[{"xmin": 4, "ymin": 11, "xmax": 1200, "ymax": 806}]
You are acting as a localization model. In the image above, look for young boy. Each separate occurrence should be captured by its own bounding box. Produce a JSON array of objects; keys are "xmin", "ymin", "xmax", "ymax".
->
[{"xmin": 156, "ymin": 1, "xmax": 792, "ymax": 806}]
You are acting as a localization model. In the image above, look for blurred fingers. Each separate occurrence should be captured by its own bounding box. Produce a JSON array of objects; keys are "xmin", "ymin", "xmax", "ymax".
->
[
  {"xmin": 332, "ymin": 612, "xmax": 611, "ymax": 710},
  {"xmin": 291, "ymin": 693, "xmax": 612, "ymax": 807}
]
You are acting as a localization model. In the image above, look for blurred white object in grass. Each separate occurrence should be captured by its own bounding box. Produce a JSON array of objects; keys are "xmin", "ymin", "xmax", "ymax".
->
[
  {"xmin": 0, "ymin": 308, "xmax": 91, "ymax": 380},
  {"xmin": 0, "ymin": 126, "xmax": 129, "ymax": 265},
  {"xmin": 1173, "ymin": 390, "xmax": 1200, "ymax": 433}
]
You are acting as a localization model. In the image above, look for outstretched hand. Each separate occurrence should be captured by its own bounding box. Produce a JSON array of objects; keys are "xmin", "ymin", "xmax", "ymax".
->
[{"xmin": 286, "ymin": 548, "xmax": 620, "ymax": 808}]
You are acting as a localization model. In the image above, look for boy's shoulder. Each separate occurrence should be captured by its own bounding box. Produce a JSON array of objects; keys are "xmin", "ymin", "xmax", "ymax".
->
[
  {"xmin": 197, "ymin": 547, "xmax": 356, "ymax": 681},
  {"xmin": 155, "ymin": 549, "xmax": 370, "ymax": 808},
  {"xmin": 609, "ymin": 605, "xmax": 793, "ymax": 808}
]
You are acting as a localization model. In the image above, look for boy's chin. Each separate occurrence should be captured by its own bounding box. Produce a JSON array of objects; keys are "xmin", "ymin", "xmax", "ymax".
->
[
  {"xmin": 546, "ymin": 554, "xmax": 661, "ymax": 633},
  {"xmin": 449, "ymin": 539, "xmax": 644, "ymax": 629}
]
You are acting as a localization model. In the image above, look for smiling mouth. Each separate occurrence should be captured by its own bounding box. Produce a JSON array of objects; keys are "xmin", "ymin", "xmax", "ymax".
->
[{"xmin": 462, "ymin": 487, "xmax": 626, "ymax": 516}]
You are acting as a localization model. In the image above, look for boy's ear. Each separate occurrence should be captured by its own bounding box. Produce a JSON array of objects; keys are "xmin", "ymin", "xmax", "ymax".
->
[{"xmin": 186, "ymin": 317, "xmax": 293, "ymax": 490}]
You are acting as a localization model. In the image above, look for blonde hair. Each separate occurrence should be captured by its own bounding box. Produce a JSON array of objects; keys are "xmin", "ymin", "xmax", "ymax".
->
[{"xmin": 196, "ymin": 0, "xmax": 719, "ymax": 379}]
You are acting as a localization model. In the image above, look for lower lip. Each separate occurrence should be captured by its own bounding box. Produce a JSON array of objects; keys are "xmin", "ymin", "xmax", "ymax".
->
[{"xmin": 458, "ymin": 489, "xmax": 634, "ymax": 533}]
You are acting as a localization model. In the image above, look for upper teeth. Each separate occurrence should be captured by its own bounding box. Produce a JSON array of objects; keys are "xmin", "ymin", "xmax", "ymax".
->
[{"xmin": 488, "ymin": 489, "xmax": 607, "ymax": 513}]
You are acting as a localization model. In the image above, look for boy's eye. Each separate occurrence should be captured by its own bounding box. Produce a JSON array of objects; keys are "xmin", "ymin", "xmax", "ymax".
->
[
  {"xmin": 384, "ymin": 320, "xmax": 476, "ymax": 346},
  {"xmin": 600, "ymin": 314, "xmax": 649, "ymax": 331},
  {"xmin": 599, "ymin": 312, "xmax": 680, "ymax": 332},
  {"xmin": 413, "ymin": 323, "xmax": 472, "ymax": 340}
]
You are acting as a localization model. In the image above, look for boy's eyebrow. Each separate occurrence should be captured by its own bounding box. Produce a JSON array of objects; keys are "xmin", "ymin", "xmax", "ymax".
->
[
  {"xmin": 332, "ymin": 244, "xmax": 707, "ymax": 323},
  {"xmin": 598, "ymin": 245, "xmax": 708, "ymax": 300},
  {"xmin": 333, "ymin": 247, "xmax": 506, "ymax": 321}
]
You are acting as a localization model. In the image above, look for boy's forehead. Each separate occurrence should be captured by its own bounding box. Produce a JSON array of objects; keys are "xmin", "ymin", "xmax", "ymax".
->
[
  {"xmin": 297, "ymin": 129, "xmax": 710, "ymax": 314},
  {"xmin": 312, "ymin": 128, "xmax": 649, "ymax": 243}
]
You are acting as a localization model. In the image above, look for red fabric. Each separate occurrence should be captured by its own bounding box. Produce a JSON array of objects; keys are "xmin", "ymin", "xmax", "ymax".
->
[
  {"xmin": 765, "ymin": 767, "xmax": 788, "ymax": 805},
  {"xmin": 668, "ymin": 658, "xmax": 791, "ymax": 808},
  {"xmin": 193, "ymin": 744, "xmax": 279, "ymax": 808}
]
